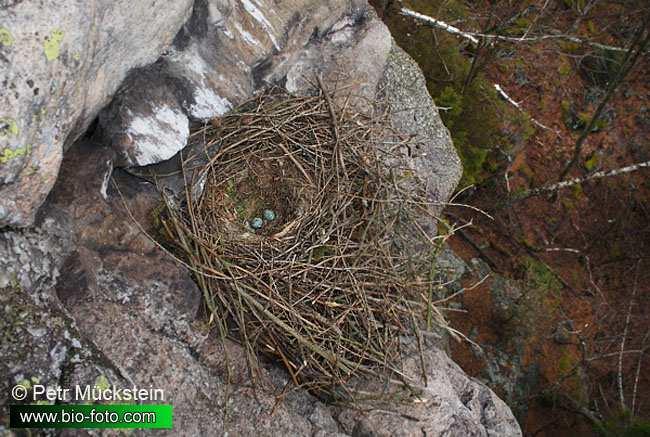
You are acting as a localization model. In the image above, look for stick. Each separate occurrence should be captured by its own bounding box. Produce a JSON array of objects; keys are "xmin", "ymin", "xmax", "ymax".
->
[
  {"xmin": 515, "ymin": 160, "xmax": 650, "ymax": 200},
  {"xmin": 401, "ymin": 7, "xmax": 634, "ymax": 52},
  {"xmin": 494, "ymin": 83, "xmax": 556, "ymax": 132}
]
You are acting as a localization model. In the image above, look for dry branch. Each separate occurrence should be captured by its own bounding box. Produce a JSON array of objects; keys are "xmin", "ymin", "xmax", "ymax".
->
[{"xmin": 401, "ymin": 7, "xmax": 633, "ymax": 52}]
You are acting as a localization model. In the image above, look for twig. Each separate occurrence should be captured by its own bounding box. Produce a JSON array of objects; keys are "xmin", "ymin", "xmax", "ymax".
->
[
  {"xmin": 401, "ymin": 7, "xmax": 636, "ymax": 52},
  {"xmin": 515, "ymin": 160, "xmax": 650, "ymax": 200},
  {"xmin": 494, "ymin": 83, "xmax": 557, "ymax": 132}
]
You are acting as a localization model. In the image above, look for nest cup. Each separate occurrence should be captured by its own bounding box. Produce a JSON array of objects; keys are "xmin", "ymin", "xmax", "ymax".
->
[{"xmin": 159, "ymin": 87, "xmax": 446, "ymax": 399}]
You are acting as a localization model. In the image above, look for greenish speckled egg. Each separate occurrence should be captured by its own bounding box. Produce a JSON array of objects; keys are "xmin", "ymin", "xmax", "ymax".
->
[
  {"xmin": 250, "ymin": 217, "xmax": 264, "ymax": 229},
  {"xmin": 263, "ymin": 209, "xmax": 276, "ymax": 221}
]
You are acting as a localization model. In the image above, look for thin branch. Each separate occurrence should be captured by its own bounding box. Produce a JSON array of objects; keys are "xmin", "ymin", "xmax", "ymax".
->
[
  {"xmin": 631, "ymin": 332, "xmax": 649, "ymax": 415},
  {"xmin": 401, "ymin": 8, "xmax": 479, "ymax": 45},
  {"xmin": 516, "ymin": 160, "xmax": 650, "ymax": 199},
  {"xmin": 494, "ymin": 83, "xmax": 556, "ymax": 132},
  {"xmin": 401, "ymin": 7, "xmax": 635, "ymax": 52},
  {"xmin": 619, "ymin": 261, "xmax": 640, "ymax": 411}
]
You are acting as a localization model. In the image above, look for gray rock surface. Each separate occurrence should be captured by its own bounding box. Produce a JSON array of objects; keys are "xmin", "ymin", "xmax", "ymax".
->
[
  {"xmin": 0, "ymin": 284, "xmax": 130, "ymax": 429},
  {"xmin": 336, "ymin": 339, "xmax": 522, "ymax": 437},
  {"xmin": 99, "ymin": 0, "xmax": 369, "ymax": 167},
  {"xmin": 0, "ymin": 0, "xmax": 194, "ymax": 227}
]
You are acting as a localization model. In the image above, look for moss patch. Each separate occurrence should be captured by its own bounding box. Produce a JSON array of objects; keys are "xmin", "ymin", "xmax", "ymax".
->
[
  {"xmin": 523, "ymin": 257, "xmax": 561, "ymax": 294},
  {"xmin": 381, "ymin": 0, "xmax": 511, "ymax": 187},
  {"xmin": 584, "ymin": 153, "xmax": 600, "ymax": 171}
]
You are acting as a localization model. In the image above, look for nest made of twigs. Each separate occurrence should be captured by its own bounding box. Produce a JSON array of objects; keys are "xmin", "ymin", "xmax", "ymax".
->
[{"xmin": 159, "ymin": 85, "xmax": 447, "ymax": 400}]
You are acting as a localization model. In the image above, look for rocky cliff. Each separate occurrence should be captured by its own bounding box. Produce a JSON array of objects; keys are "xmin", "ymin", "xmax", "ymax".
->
[{"xmin": 0, "ymin": 1, "xmax": 521, "ymax": 435}]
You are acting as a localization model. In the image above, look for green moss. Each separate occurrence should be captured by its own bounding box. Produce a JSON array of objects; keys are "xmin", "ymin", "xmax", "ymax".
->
[
  {"xmin": 437, "ymin": 86, "xmax": 463, "ymax": 124},
  {"xmin": 43, "ymin": 29, "xmax": 64, "ymax": 61},
  {"xmin": 512, "ymin": 111, "xmax": 536, "ymax": 145},
  {"xmin": 0, "ymin": 145, "xmax": 30, "ymax": 165},
  {"xmin": 435, "ymin": 79, "xmax": 505, "ymax": 186},
  {"xmin": 504, "ymin": 17, "xmax": 531, "ymax": 36},
  {"xmin": 311, "ymin": 245, "xmax": 334, "ymax": 261},
  {"xmin": 586, "ymin": 20, "xmax": 597, "ymax": 36},
  {"xmin": 519, "ymin": 162, "xmax": 535, "ymax": 180},
  {"xmin": 558, "ymin": 352, "xmax": 575, "ymax": 375},
  {"xmin": 572, "ymin": 182, "xmax": 584, "ymax": 199},
  {"xmin": 562, "ymin": 197, "xmax": 575, "ymax": 211},
  {"xmin": 523, "ymin": 257, "xmax": 561, "ymax": 294},
  {"xmin": 512, "ymin": 186, "xmax": 527, "ymax": 198},
  {"xmin": 561, "ymin": 99, "xmax": 581, "ymax": 130},
  {"xmin": 225, "ymin": 178, "xmax": 263, "ymax": 222},
  {"xmin": 584, "ymin": 153, "xmax": 599, "ymax": 171},
  {"xmin": 560, "ymin": 99, "xmax": 571, "ymax": 114},
  {"xmin": 17, "ymin": 378, "xmax": 32, "ymax": 391},
  {"xmin": 0, "ymin": 27, "xmax": 14, "ymax": 46},
  {"xmin": 578, "ymin": 111, "xmax": 608, "ymax": 132},
  {"xmin": 382, "ymin": 0, "xmax": 510, "ymax": 188},
  {"xmin": 596, "ymin": 409, "xmax": 650, "ymax": 437},
  {"xmin": 559, "ymin": 40, "xmax": 582, "ymax": 54},
  {"xmin": 558, "ymin": 56, "xmax": 572, "ymax": 77},
  {"xmin": 562, "ymin": 100, "xmax": 606, "ymax": 131}
]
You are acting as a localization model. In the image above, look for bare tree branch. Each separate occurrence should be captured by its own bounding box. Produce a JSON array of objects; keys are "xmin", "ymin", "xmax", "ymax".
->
[
  {"xmin": 494, "ymin": 83, "xmax": 556, "ymax": 132},
  {"xmin": 401, "ymin": 7, "xmax": 636, "ymax": 52},
  {"xmin": 518, "ymin": 160, "xmax": 650, "ymax": 199},
  {"xmin": 631, "ymin": 332, "xmax": 649, "ymax": 415},
  {"xmin": 401, "ymin": 8, "xmax": 480, "ymax": 44}
]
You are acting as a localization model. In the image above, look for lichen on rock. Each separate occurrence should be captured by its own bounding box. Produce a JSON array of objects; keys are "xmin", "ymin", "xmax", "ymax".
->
[{"xmin": 43, "ymin": 29, "xmax": 64, "ymax": 61}]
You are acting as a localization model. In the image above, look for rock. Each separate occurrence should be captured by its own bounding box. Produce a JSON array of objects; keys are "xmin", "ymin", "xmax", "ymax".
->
[
  {"xmin": 470, "ymin": 257, "xmax": 493, "ymax": 280},
  {"xmin": 0, "ymin": 204, "xmax": 73, "ymax": 292},
  {"xmin": 379, "ymin": 45, "xmax": 462, "ymax": 211},
  {"xmin": 114, "ymin": 5, "xmax": 460, "ymax": 220},
  {"xmin": 99, "ymin": 0, "xmax": 366, "ymax": 167},
  {"xmin": 0, "ymin": 201, "xmax": 129, "ymax": 431},
  {"xmin": 335, "ymin": 338, "xmax": 522, "ymax": 437},
  {"xmin": 553, "ymin": 320, "xmax": 575, "ymax": 345},
  {"xmin": 0, "ymin": 284, "xmax": 131, "ymax": 430},
  {"xmin": 477, "ymin": 343, "xmax": 540, "ymax": 421},
  {"xmin": 436, "ymin": 245, "xmax": 469, "ymax": 289},
  {"xmin": 490, "ymin": 276, "xmax": 524, "ymax": 322},
  {"xmin": 98, "ymin": 66, "xmax": 191, "ymax": 167},
  {"xmin": 0, "ymin": 0, "xmax": 194, "ymax": 227}
]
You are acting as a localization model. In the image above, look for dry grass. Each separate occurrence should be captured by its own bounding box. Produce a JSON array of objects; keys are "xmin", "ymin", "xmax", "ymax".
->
[{"xmin": 158, "ymin": 85, "xmax": 451, "ymax": 400}]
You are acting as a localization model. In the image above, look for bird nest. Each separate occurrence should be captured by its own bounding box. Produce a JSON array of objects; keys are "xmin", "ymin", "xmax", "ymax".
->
[{"xmin": 158, "ymin": 86, "xmax": 447, "ymax": 400}]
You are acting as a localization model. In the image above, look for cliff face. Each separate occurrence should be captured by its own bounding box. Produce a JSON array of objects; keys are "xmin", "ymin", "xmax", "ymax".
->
[{"xmin": 0, "ymin": 1, "xmax": 520, "ymax": 435}]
